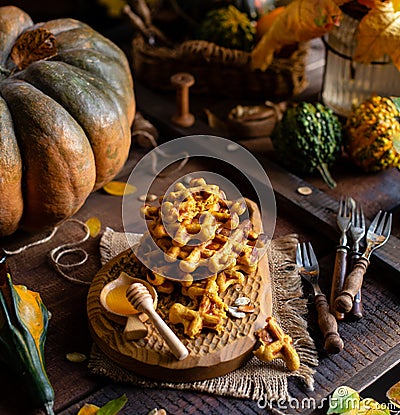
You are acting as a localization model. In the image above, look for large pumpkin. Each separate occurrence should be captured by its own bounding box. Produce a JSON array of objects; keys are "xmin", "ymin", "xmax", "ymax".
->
[{"xmin": 0, "ymin": 6, "xmax": 135, "ymax": 237}]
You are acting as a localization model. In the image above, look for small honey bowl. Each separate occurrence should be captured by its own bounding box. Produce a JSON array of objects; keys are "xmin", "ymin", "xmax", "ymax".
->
[{"xmin": 100, "ymin": 271, "xmax": 158, "ymax": 340}]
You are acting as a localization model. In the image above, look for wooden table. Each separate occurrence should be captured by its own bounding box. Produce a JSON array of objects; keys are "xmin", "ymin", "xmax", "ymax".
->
[{"xmin": 0, "ymin": 39, "xmax": 399, "ymax": 415}]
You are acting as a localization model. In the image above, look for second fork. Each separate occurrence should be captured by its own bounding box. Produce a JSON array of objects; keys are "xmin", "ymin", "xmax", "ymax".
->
[
  {"xmin": 347, "ymin": 197, "xmax": 366, "ymax": 319},
  {"xmin": 330, "ymin": 196, "xmax": 351, "ymax": 320}
]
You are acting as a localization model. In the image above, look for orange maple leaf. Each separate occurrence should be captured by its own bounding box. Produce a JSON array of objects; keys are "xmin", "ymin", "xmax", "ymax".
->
[
  {"xmin": 251, "ymin": 0, "xmax": 349, "ymax": 71},
  {"xmin": 354, "ymin": 0, "xmax": 400, "ymax": 69}
]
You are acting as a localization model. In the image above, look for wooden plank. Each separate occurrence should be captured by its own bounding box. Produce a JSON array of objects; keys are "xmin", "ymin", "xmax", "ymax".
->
[{"xmin": 299, "ymin": 344, "xmax": 400, "ymax": 415}]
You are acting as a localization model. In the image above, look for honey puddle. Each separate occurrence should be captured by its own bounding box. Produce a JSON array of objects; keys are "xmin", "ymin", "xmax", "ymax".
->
[{"xmin": 106, "ymin": 285, "xmax": 138, "ymax": 315}]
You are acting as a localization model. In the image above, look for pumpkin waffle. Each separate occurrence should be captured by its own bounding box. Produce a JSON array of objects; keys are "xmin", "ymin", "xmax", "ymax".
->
[
  {"xmin": 254, "ymin": 316, "xmax": 300, "ymax": 372},
  {"xmin": 135, "ymin": 177, "xmax": 267, "ymax": 338},
  {"xmin": 138, "ymin": 178, "xmax": 266, "ymax": 281}
]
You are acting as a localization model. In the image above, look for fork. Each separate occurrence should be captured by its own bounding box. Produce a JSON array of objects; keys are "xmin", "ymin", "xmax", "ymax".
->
[
  {"xmin": 335, "ymin": 210, "xmax": 392, "ymax": 314},
  {"xmin": 296, "ymin": 242, "xmax": 344, "ymax": 354},
  {"xmin": 330, "ymin": 196, "xmax": 352, "ymax": 320},
  {"xmin": 347, "ymin": 197, "xmax": 366, "ymax": 319}
]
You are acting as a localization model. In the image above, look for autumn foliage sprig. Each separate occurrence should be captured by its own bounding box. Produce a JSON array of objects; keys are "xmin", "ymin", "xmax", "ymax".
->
[{"xmin": 251, "ymin": 0, "xmax": 400, "ymax": 72}]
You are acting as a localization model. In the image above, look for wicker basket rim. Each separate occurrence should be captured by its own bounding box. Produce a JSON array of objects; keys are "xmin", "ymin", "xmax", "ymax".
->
[{"xmin": 132, "ymin": 36, "xmax": 308, "ymax": 71}]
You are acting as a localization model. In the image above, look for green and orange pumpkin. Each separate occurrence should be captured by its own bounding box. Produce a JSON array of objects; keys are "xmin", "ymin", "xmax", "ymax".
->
[{"xmin": 0, "ymin": 6, "xmax": 135, "ymax": 237}]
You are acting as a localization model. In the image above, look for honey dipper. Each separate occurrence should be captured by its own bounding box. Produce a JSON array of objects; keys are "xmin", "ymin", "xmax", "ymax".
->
[{"xmin": 126, "ymin": 283, "xmax": 189, "ymax": 360}]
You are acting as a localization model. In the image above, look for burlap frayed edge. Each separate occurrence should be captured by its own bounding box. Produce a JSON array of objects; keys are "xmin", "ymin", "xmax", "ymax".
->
[{"xmin": 88, "ymin": 231, "xmax": 318, "ymax": 402}]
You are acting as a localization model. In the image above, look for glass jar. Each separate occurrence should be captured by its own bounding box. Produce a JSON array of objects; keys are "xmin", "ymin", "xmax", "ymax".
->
[{"xmin": 321, "ymin": 12, "xmax": 400, "ymax": 117}]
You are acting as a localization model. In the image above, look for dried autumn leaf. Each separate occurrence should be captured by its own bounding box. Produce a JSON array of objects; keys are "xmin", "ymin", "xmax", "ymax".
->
[
  {"xmin": 98, "ymin": 0, "xmax": 127, "ymax": 17},
  {"xmin": 85, "ymin": 217, "xmax": 102, "ymax": 238},
  {"xmin": 102, "ymin": 181, "xmax": 137, "ymax": 196},
  {"xmin": 77, "ymin": 403, "xmax": 100, "ymax": 415},
  {"xmin": 387, "ymin": 380, "xmax": 400, "ymax": 408},
  {"xmin": 97, "ymin": 394, "xmax": 128, "ymax": 414},
  {"xmin": 251, "ymin": 0, "xmax": 344, "ymax": 70},
  {"xmin": 10, "ymin": 28, "xmax": 57, "ymax": 70},
  {"xmin": 359, "ymin": 398, "xmax": 390, "ymax": 415},
  {"xmin": 77, "ymin": 394, "xmax": 128, "ymax": 415},
  {"xmin": 354, "ymin": 0, "xmax": 400, "ymax": 70}
]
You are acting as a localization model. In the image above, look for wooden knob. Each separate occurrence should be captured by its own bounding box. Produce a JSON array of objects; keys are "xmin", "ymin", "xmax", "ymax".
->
[
  {"xmin": 334, "ymin": 292, "xmax": 354, "ymax": 314},
  {"xmin": 126, "ymin": 283, "xmax": 189, "ymax": 361},
  {"xmin": 335, "ymin": 257, "xmax": 369, "ymax": 314},
  {"xmin": 170, "ymin": 72, "xmax": 195, "ymax": 128}
]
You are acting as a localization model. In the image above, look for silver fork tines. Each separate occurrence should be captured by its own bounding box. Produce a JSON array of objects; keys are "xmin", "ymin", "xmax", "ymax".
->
[
  {"xmin": 296, "ymin": 242, "xmax": 321, "ymax": 292},
  {"xmin": 337, "ymin": 195, "xmax": 352, "ymax": 246},
  {"xmin": 347, "ymin": 197, "xmax": 366, "ymax": 319},
  {"xmin": 364, "ymin": 210, "xmax": 392, "ymax": 258},
  {"xmin": 348, "ymin": 198, "xmax": 365, "ymax": 252}
]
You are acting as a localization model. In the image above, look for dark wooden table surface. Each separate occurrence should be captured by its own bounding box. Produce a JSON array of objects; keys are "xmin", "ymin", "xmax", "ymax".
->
[{"xmin": 0, "ymin": 38, "xmax": 399, "ymax": 415}]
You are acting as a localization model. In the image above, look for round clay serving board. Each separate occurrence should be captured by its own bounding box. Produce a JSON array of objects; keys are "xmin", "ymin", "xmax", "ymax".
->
[{"xmin": 87, "ymin": 199, "xmax": 272, "ymax": 382}]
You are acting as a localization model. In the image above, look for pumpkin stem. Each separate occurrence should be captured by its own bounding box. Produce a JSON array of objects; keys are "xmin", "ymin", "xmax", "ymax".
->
[
  {"xmin": 10, "ymin": 28, "xmax": 57, "ymax": 70},
  {"xmin": 0, "ymin": 65, "xmax": 11, "ymax": 79},
  {"xmin": 316, "ymin": 163, "xmax": 337, "ymax": 189},
  {"xmin": 43, "ymin": 401, "xmax": 55, "ymax": 415}
]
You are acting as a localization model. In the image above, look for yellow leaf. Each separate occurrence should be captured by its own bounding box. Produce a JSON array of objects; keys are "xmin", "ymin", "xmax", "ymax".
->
[
  {"xmin": 354, "ymin": 0, "xmax": 400, "ymax": 70},
  {"xmin": 252, "ymin": 0, "xmax": 342, "ymax": 70},
  {"xmin": 77, "ymin": 403, "xmax": 100, "ymax": 415},
  {"xmin": 85, "ymin": 217, "xmax": 102, "ymax": 238},
  {"xmin": 97, "ymin": 0, "xmax": 127, "ymax": 17},
  {"xmin": 102, "ymin": 181, "xmax": 137, "ymax": 196},
  {"xmin": 387, "ymin": 380, "xmax": 400, "ymax": 408}
]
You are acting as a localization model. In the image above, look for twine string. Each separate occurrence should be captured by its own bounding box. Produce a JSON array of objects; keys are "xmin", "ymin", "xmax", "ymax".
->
[
  {"xmin": 5, "ymin": 218, "xmax": 92, "ymax": 286},
  {"xmin": 49, "ymin": 219, "xmax": 91, "ymax": 285}
]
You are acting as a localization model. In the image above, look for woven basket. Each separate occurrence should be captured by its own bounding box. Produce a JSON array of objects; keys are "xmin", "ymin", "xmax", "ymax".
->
[{"xmin": 131, "ymin": 36, "xmax": 309, "ymax": 100}]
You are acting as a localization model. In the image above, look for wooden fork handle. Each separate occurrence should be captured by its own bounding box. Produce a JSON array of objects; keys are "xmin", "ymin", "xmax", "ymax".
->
[
  {"xmin": 330, "ymin": 246, "xmax": 348, "ymax": 321},
  {"xmin": 315, "ymin": 294, "xmax": 344, "ymax": 354},
  {"xmin": 335, "ymin": 257, "xmax": 369, "ymax": 314},
  {"xmin": 348, "ymin": 252, "xmax": 363, "ymax": 319}
]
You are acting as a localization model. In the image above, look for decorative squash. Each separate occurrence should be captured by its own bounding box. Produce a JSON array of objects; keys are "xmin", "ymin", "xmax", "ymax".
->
[
  {"xmin": 345, "ymin": 95, "xmax": 400, "ymax": 172},
  {"xmin": 0, "ymin": 251, "xmax": 54, "ymax": 414},
  {"xmin": 271, "ymin": 102, "xmax": 342, "ymax": 188},
  {"xmin": 0, "ymin": 6, "xmax": 135, "ymax": 237},
  {"xmin": 197, "ymin": 5, "xmax": 256, "ymax": 51}
]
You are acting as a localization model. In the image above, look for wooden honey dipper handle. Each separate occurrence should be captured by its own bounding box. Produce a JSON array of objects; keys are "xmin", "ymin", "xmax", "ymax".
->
[{"xmin": 126, "ymin": 283, "xmax": 189, "ymax": 361}]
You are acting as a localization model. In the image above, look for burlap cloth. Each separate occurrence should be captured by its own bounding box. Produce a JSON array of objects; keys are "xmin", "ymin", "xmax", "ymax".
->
[{"xmin": 88, "ymin": 228, "xmax": 318, "ymax": 402}]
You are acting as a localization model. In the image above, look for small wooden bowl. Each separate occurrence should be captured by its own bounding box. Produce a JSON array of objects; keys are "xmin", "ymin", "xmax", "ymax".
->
[{"xmin": 100, "ymin": 271, "xmax": 158, "ymax": 340}]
